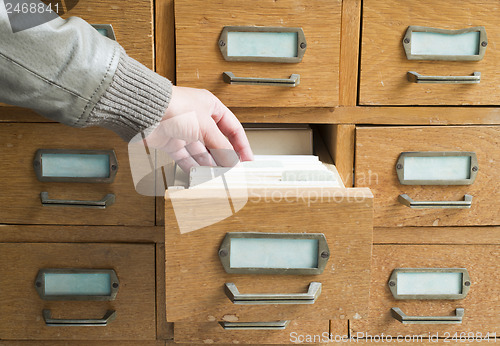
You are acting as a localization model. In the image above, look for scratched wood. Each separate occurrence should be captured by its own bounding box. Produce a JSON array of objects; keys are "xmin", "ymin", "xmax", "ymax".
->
[
  {"xmin": 175, "ymin": 0, "xmax": 342, "ymax": 107},
  {"xmin": 0, "ymin": 243, "xmax": 156, "ymax": 340},
  {"xmin": 355, "ymin": 126, "xmax": 500, "ymax": 227},
  {"xmin": 165, "ymin": 187, "xmax": 373, "ymax": 322},
  {"xmin": 360, "ymin": 0, "xmax": 500, "ymax": 105},
  {"xmin": 351, "ymin": 244, "xmax": 500, "ymax": 335}
]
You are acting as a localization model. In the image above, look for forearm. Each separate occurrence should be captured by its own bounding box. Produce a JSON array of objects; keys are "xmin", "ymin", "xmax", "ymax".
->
[{"xmin": 0, "ymin": 1, "xmax": 172, "ymax": 140}]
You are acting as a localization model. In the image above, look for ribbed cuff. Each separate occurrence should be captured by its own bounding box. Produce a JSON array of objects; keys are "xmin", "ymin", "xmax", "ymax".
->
[{"xmin": 86, "ymin": 48, "xmax": 172, "ymax": 141}]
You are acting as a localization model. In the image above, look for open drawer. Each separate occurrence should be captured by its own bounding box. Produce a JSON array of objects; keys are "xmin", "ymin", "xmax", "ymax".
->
[{"xmin": 164, "ymin": 128, "xmax": 373, "ymax": 323}]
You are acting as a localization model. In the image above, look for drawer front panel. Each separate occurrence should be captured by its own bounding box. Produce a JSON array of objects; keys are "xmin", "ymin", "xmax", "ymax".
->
[
  {"xmin": 60, "ymin": 0, "xmax": 154, "ymax": 68},
  {"xmin": 174, "ymin": 320, "xmax": 334, "ymax": 344},
  {"xmin": 175, "ymin": 0, "xmax": 341, "ymax": 107},
  {"xmin": 355, "ymin": 126, "xmax": 499, "ymax": 227},
  {"xmin": 0, "ymin": 243, "xmax": 156, "ymax": 340},
  {"xmin": 351, "ymin": 244, "xmax": 500, "ymax": 335},
  {"xmin": 0, "ymin": 124, "xmax": 154, "ymax": 226},
  {"xmin": 360, "ymin": 0, "xmax": 500, "ymax": 105},
  {"xmin": 165, "ymin": 187, "xmax": 373, "ymax": 322}
]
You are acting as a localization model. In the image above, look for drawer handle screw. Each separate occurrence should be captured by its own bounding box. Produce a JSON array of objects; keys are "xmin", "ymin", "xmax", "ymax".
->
[
  {"xmin": 219, "ymin": 249, "xmax": 228, "ymax": 257},
  {"xmin": 320, "ymin": 251, "xmax": 329, "ymax": 259},
  {"xmin": 388, "ymin": 281, "xmax": 395, "ymax": 287},
  {"xmin": 481, "ymin": 41, "xmax": 488, "ymax": 47},
  {"xmin": 403, "ymin": 38, "xmax": 410, "ymax": 44},
  {"xmin": 464, "ymin": 281, "xmax": 471, "ymax": 287},
  {"xmin": 300, "ymin": 42, "xmax": 307, "ymax": 49},
  {"xmin": 396, "ymin": 163, "xmax": 403, "ymax": 170},
  {"xmin": 219, "ymin": 40, "xmax": 226, "ymax": 47},
  {"xmin": 472, "ymin": 166, "xmax": 478, "ymax": 172},
  {"xmin": 112, "ymin": 282, "xmax": 119, "ymax": 289},
  {"xmin": 35, "ymin": 281, "xmax": 42, "ymax": 287}
]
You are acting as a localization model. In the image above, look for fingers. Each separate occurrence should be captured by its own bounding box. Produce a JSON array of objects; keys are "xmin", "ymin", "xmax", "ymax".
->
[
  {"xmin": 185, "ymin": 141, "xmax": 216, "ymax": 167},
  {"xmin": 211, "ymin": 98, "xmax": 254, "ymax": 162}
]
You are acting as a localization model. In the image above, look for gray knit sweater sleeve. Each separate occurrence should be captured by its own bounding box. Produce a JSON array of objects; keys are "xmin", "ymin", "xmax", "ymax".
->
[
  {"xmin": 86, "ymin": 48, "xmax": 172, "ymax": 141},
  {"xmin": 0, "ymin": 3, "xmax": 171, "ymax": 141}
]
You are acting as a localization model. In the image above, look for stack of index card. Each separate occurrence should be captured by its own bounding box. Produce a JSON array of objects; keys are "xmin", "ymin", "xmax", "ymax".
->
[{"xmin": 188, "ymin": 155, "xmax": 344, "ymax": 189}]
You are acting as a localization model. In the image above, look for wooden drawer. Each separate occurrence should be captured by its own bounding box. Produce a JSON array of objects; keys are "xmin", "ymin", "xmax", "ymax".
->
[
  {"xmin": 173, "ymin": 320, "xmax": 337, "ymax": 344},
  {"xmin": 355, "ymin": 126, "xmax": 500, "ymax": 227},
  {"xmin": 60, "ymin": 0, "xmax": 154, "ymax": 68},
  {"xmin": 360, "ymin": 0, "xmax": 500, "ymax": 106},
  {"xmin": 351, "ymin": 244, "xmax": 500, "ymax": 336},
  {"xmin": 0, "ymin": 123, "xmax": 154, "ymax": 226},
  {"xmin": 165, "ymin": 187, "xmax": 373, "ymax": 322},
  {"xmin": 0, "ymin": 243, "xmax": 156, "ymax": 340},
  {"xmin": 174, "ymin": 0, "xmax": 341, "ymax": 107}
]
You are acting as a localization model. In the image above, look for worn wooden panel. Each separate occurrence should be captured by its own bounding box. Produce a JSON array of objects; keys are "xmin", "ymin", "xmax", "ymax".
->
[
  {"xmin": 157, "ymin": 243, "xmax": 174, "ymax": 340},
  {"xmin": 0, "ymin": 123, "xmax": 155, "ymax": 226},
  {"xmin": 320, "ymin": 124, "xmax": 355, "ymax": 187},
  {"xmin": 0, "ymin": 225, "xmax": 163, "ymax": 243},
  {"xmin": 174, "ymin": 320, "xmax": 331, "ymax": 344},
  {"xmin": 229, "ymin": 107, "xmax": 500, "ymax": 125},
  {"xmin": 374, "ymin": 227, "xmax": 500, "ymax": 245},
  {"xmin": 339, "ymin": 0, "xmax": 362, "ymax": 106},
  {"xmin": 355, "ymin": 126, "xmax": 500, "ymax": 227},
  {"xmin": 351, "ymin": 244, "xmax": 500, "ymax": 335},
  {"xmin": 155, "ymin": 0, "xmax": 176, "ymax": 81},
  {"xmin": 0, "ymin": 342, "xmax": 164, "ymax": 346},
  {"xmin": 360, "ymin": 0, "xmax": 500, "ymax": 105},
  {"xmin": 60, "ymin": 0, "xmax": 154, "ymax": 68},
  {"xmin": 0, "ymin": 243, "xmax": 156, "ymax": 340},
  {"xmin": 165, "ymin": 187, "xmax": 373, "ymax": 322},
  {"xmin": 175, "ymin": 0, "xmax": 341, "ymax": 107}
]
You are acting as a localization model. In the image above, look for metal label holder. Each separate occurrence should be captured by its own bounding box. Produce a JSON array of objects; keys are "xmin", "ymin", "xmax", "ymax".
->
[
  {"xmin": 35, "ymin": 269, "xmax": 120, "ymax": 301},
  {"xmin": 403, "ymin": 26, "xmax": 487, "ymax": 61},
  {"xmin": 396, "ymin": 151, "xmax": 478, "ymax": 185},
  {"xmin": 218, "ymin": 26, "xmax": 306, "ymax": 63},
  {"xmin": 218, "ymin": 232, "xmax": 329, "ymax": 275},
  {"xmin": 388, "ymin": 268, "xmax": 471, "ymax": 300},
  {"xmin": 34, "ymin": 149, "xmax": 118, "ymax": 183},
  {"xmin": 91, "ymin": 24, "xmax": 117, "ymax": 41}
]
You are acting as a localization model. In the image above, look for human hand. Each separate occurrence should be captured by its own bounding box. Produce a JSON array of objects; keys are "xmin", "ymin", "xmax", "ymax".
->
[{"xmin": 144, "ymin": 86, "xmax": 253, "ymax": 172}]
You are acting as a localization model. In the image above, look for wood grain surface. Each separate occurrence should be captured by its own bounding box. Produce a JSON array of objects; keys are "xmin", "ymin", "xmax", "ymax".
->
[
  {"xmin": 351, "ymin": 244, "xmax": 500, "ymax": 335},
  {"xmin": 0, "ymin": 124, "xmax": 155, "ymax": 226},
  {"xmin": 175, "ymin": 0, "xmax": 342, "ymax": 107},
  {"xmin": 165, "ymin": 187, "xmax": 373, "ymax": 322},
  {"xmin": 0, "ymin": 243, "xmax": 156, "ymax": 340},
  {"xmin": 360, "ymin": 0, "xmax": 500, "ymax": 105},
  {"xmin": 355, "ymin": 126, "xmax": 500, "ymax": 227},
  {"xmin": 174, "ymin": 320, "xmax": 331, "ymax": 344}
]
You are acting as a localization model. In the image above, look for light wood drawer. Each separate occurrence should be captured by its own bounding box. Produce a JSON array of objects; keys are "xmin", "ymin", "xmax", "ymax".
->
[
  {"xmin": 0, "ymin": 123, "xmax": 154, "ymax": 226},
  {"xmin": 355, "ymin": 126, "xmax": 500, "ymax": 227},
  {"xmin": 360, "ymin": 0, "xmax": 500, "ymax": 106},
  {"xmin": 174, "ymin": 0, "xmax": 341, "ymax": 107},
  {"xmin": 173, "ymin": 320, "xmax": 337, "ymax": 344},
  {"xmin": 165, "ymin": 187, "xmax": 373, "ymax": 322},
  {"xmin": 0, "ymin": 243, "xmax": 156, "ymax": 340},
  {"xmin": 60, "ymin": 0, "xmax": 154, "ymax": 68},
  {"xmin": 351, "ymin": 244, "xmax": 500, "ymax": 336}
]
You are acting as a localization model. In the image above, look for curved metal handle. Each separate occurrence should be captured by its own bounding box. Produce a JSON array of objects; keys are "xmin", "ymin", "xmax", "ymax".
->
[
  {"xmin": 43, "ymin": 309, "xmax": 116, "ymax": 326},
  {"xmin": 224, "ymin": 282, "xmax": 321, "ymax": 305},
  {"xmin": 407, "ymin": 71, "xmax": 480, "ymax": 84},
  {"xmin": 222, "ymin": 72, "xmax": 300, "ymax": 87},
  {"xmin": 219, "ymin": 320, "xmax": 290, "ymax": 330},
  {"xmin": 391, "ymin": 307, "xmax": 464, "ymax": 324},
  {"xmin": 398, "ymin": 194, "xmax": 472, "ymax": 209},
  {"xmin": 40, "ymin": 192, "xmax": 115, "ymax": 209}
]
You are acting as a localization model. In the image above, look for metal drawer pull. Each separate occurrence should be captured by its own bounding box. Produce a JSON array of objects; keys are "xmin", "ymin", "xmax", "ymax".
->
[
  {"xmin": 398, "ymin": 194, "xmax": 472, "ymax": 209},
  {"xmin": 225, "ymin": 282, "xmax": 321, "ymax": 305},
  {"xmin": 43, "ymin": 309, "xmax": 116, "ymax": 326},
  {"xmin": 407, "ymin": 71, "xmax": 480, "ymax": 84},
  {"xmin": 222, "ymin": 72, "xmax": 300, "ymax": 87},
  {"xmin": 391, "ymin": 307, "xmax": 464, "ymax": 325},
  {"xmin": 219, "ymin": 320, "xmax": 290, "ymax": 330},
  {"xmin": 40, "ymin": 192, "xmax": 115, "ymax": 209}
]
